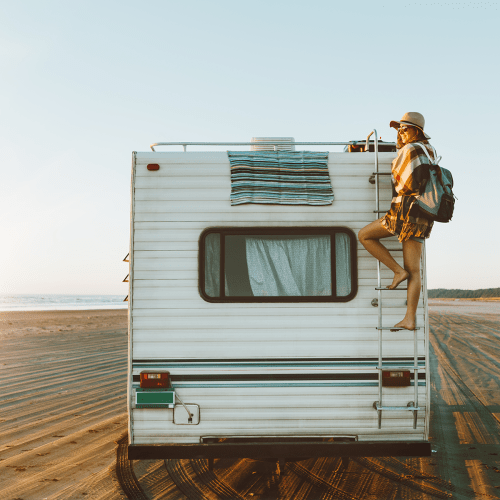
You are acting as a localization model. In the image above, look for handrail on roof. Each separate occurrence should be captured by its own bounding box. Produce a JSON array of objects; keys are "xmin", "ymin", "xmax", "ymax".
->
[{"xmin": 149, "ymin": 138, "xmax": 396, "ymax": 152}]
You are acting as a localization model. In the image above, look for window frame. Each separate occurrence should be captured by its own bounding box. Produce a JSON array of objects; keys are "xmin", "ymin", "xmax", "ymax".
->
[{"xmin": 198, "ymin": 227, "xmax": 358, "ymax": 303}]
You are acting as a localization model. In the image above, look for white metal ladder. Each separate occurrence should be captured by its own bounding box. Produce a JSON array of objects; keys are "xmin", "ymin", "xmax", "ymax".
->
[{"xmin": 367, "ymin": 130, "xmax": 422, "ymax": 430}]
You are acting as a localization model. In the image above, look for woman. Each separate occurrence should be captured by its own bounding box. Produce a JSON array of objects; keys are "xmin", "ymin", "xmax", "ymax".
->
[{"xmin": 358, "ymin": 112, "xmax": 434, "ymax": 331}]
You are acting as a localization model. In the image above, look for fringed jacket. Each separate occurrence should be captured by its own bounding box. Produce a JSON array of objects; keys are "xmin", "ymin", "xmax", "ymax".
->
[{"xmin": 381, "ymin": 141, "xmax": 435, "ymax": 242}]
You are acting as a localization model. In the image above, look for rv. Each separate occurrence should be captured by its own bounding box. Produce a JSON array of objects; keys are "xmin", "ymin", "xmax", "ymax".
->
[{"xmin": 126, "ymin": 133, "xmax": 431, "ymax": 460}]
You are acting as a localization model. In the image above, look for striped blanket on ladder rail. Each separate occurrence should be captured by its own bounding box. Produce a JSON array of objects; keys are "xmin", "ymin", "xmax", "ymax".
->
[{"xmin": 228, "ymin": 151, "xmax": 334, "ymax": 205}]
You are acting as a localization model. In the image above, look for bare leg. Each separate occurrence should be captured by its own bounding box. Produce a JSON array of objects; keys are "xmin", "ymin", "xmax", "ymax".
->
[
  {"xmin": 358, "ymin": 219, "xmax": 409, "ymax": 289},
  {"xmin": 392, "ymin": 239, "xmax": 423, "ymax": 330}
]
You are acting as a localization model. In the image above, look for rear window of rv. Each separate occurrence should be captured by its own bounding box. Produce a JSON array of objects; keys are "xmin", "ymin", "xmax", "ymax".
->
[{"xmin": 199, "ymin": 228, "xmax": 357, "ymax": 302}]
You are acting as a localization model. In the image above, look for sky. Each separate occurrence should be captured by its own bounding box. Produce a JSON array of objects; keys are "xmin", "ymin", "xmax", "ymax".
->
[{"xmin": 1, "ymin": 0, "xmax": 499, "ymax": 295}]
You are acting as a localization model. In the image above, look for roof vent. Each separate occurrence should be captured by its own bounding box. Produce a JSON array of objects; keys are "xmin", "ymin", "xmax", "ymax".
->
[{"xmin": 251, "ymin": 137, "xmax": 295, "ymax": 152}]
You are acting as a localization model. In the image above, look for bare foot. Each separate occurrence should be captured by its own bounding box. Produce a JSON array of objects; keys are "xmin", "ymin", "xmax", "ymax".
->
[
  {"xmin": 390, "ymin": 318, "xmax": 416, "ymax": 332},
  {"xmin": 386, "ymin": 269, "xmax": 409, "ymax": 290}
]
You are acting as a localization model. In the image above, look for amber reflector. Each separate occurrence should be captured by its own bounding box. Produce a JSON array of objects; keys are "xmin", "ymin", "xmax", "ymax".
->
[
  {"xmin": 147, "ymin": 164, "xmax": 160, "ymax": 171},
  {"xmin": 382, "ymin": 370, "xmax": 411, "ymax": 387},
  {"xmin": 140, "ymin": 371, "xmax": 170, "ymax": 388}
]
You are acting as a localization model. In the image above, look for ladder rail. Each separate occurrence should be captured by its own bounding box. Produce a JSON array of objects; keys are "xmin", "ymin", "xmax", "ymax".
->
[
  {"xmin": 414, "ymin": 328, "xmax": 419, "ymax": 428},
  {"xmin": 422, "ymin": 240, "xmax": 431, "ymax": 439},
  {"xmin": 367, "ymin": 130, "xmax": 384, "ymax": 425},
  {"xmin": 370, "ymin": 129, "xmax": 424, "ymax": 430}
]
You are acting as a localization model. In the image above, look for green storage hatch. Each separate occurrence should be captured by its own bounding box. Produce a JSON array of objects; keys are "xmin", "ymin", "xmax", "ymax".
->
[{"xmin": 135, "ymin": 389, "xmax": 175, "ymax": 408}]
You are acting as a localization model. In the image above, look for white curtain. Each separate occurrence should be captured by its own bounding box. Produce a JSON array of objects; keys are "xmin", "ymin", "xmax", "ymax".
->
[
  {"xmin": 204, "ymin": 233, "xmax": 220, "ymax": 297},
  {"xmin": 205, "ymin": 232, "xmax": 352, "ymax": 298},
  {"xmin": 335, "ymin": 232, "xmax": 351, "ymax": 297},
  {"xmin": 245, "ymin": 236, "xmax": 332, "ymax": 296}
]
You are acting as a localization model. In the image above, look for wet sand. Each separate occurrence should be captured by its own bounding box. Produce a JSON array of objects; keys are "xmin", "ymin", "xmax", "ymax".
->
[
  {"xmin": 0, "ymin": 310, "xmax": 128, "ymax": 499},
  {"xmin": 428, "ymin": 299, "xmax": 500, "ymax": 499},
  {"xmin": 1, "ymin": 303, "xmax": 499, "ymax": 499},
  {"xmin": 429, "ymin": 298, "xmax": 500, "ymax": 315}
]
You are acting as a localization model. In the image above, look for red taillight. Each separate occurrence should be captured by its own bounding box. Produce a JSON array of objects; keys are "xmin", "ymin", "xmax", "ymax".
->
[
  {"xmin": 382, "ymin": 370, "xmax": 411, "ymax": 387},
  {"xmin": 140, "ymin": 371, "xmax": 170, "ymax": 388},
  {"xmin": 147, "ymin": 164, "xmax": 160, "ymax": 171}
]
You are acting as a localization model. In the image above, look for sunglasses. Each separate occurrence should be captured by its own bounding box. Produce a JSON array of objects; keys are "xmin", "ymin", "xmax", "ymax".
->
[{"xmin": 399, "ymin": 126, "xmax": 413, "ymax": 133}]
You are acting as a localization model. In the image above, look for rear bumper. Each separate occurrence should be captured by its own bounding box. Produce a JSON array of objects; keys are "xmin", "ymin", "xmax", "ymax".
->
[{"xmin": 128, "ymin": 441, "xmax": 431, "ymax": 459}]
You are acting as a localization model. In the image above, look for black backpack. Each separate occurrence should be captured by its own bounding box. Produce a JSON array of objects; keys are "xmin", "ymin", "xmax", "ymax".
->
[{"xmin": 413, "ymin": 143, "xmax": 455, "ymax": 223}]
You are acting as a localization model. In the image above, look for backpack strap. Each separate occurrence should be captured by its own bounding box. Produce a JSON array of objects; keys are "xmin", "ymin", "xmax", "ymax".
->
[
  {"xmin": 414, "ymin": 142, "xmax": 445, "ymax": 188},
  {"xmin": 413, "ymin": 142, "xmax": 438, "ymax": 164}
]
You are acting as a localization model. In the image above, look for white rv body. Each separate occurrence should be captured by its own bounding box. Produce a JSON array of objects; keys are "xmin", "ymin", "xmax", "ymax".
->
[{"xmin": 127, "ymin": 147, "xmax": 430, "ymax": 458}]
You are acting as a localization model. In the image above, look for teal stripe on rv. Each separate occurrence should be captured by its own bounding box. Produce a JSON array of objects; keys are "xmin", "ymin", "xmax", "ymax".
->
[{"xmin": 166, "ymin": 382, "xmax": 426, "ymax": 389}]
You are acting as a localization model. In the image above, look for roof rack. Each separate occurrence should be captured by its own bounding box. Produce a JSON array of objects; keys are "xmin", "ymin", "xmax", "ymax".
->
[{"xmin": 150, "ymin": 138, "xmax": 396, "ymax": 152}]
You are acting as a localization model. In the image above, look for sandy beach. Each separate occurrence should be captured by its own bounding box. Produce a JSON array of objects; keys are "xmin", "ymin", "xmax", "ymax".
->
[
  {"xmin": 0, "ymin": 310, "xmax": 128, "ymax": 499},
  {"xmin": 1, "ymin": 302, "xmax": 500, "ymax": 499}
]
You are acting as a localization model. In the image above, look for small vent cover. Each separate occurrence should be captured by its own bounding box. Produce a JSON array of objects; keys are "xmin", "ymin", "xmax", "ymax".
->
[{"xmin": 251, "ymin": 137, "xmax": 295, "ymax": 152}]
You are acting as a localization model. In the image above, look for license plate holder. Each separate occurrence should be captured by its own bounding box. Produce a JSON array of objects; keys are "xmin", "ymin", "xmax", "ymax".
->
[{"xmin": 136, "ymin": 389, "xmax": 175, "ymax": 408}]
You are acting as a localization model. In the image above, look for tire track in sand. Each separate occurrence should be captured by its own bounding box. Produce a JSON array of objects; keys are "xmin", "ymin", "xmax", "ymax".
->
[{"xmin": 0, "ymin": 309, "xmax": 128, "ymax": 500}]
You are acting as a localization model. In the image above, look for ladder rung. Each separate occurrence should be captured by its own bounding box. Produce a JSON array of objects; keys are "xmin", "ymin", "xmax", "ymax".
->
[
  {"xmin": 375, "ymin": 287, "xmax": 408, "ymax": 290},
  {"xmin": 371, "ymin": 172, "xmax": 391, "ymax": 175},
  {"xmin": 373, "ymin": 210, "xmax": 389, "ymax": 213},
  {"xmin": 375, "ymin": 405, "xmax": 420, "ymax": 411},
  {"xmin": 376, "ymin": 366, "xmax": 424, "ymax": 370},
  {"xmin": 376, "ymin": 327, "xmax": 421, "ymax": 331}
]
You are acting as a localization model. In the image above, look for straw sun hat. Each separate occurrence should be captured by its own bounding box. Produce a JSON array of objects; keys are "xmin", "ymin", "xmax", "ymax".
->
[{"xmin": 390, "ymin": 112, "xmax": 431, "ymax": 140}]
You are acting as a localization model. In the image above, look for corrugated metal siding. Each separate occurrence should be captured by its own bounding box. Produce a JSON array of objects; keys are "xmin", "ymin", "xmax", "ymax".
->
[{"xmin": 130, "ymin": 151, "xmax": 428, "ymax": 443}]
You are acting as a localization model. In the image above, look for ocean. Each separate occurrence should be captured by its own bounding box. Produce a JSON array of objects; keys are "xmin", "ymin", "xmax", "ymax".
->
[{"xmin": 0, "ymin": 294, "xmax": 128, "ymax": 312}]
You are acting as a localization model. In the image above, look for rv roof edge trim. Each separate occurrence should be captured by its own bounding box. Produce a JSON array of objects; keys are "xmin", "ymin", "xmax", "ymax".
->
[{"xmin": 149, "ymin": 141, "xmax": 397, "ymax": 152}]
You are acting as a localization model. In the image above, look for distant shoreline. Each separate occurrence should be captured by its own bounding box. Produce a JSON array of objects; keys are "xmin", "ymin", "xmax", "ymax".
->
[
  {"xmin": 0, "ymin": 294, "xmax": 127, "ymax": 313},
  {"xmin": 429, "ymin": 297, "xmax": 500, "ymax": 302},
  {"xmin": 0, "ymin": 306, "xmax": 128, "ymax": 312},
  {"xmin": 0, "ymin": 308, "xmax": 127, "ymax": 316},
  {"xmin": 428, "ymin": 287, "xmax": 500, "ymax": 299}
]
